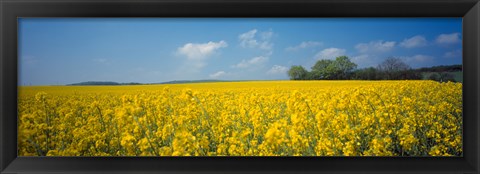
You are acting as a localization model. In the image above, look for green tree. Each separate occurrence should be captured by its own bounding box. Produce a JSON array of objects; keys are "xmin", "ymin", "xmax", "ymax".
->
[
  {"xmin": 401, "ymin": 70, "xmax": 422, "ymax": 80},
  {"xmin": 311, "ymin": 59, "xmax": 335, "ymax": 79},
  {"xmin": 428, "ymin": 73, "xmax": 440, "ymax": 81},
  {"xmin": 439, "ymin": 72, "xmax": 456, "ymax": 82},
  {"xmin": 287, "ymin": 65, "xmax": 308, "ymax": 80},
  {"xmin": 353, "ymin": 67, "xmax": 379, "ymax": 80},
  {"xmin": 310, "ymin": 56, "xmax": 357, "ymax": 80},
  {"xmin": 334, "ymin": 56, "xmax": 357, "ymax": 80}
]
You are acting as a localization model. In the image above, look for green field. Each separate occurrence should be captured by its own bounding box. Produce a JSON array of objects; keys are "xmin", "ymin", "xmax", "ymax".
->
[{"xmin": 421, "ymin": 71, "xmax": 462, "ymax": 83}]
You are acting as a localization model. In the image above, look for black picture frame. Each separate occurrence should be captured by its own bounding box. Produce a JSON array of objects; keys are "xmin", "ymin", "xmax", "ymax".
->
[{"xmin": 1, "ymin": 0, "xmax": 479, "ymax": 173}]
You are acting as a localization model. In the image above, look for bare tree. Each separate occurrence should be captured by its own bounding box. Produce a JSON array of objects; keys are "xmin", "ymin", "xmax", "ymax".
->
[{"xmin": 377, "ymin": 57, "xmax": 411, "ymax": 80}]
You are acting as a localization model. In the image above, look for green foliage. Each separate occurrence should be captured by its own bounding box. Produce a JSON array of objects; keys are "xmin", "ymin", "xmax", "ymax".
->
[
  {"xmin": 428, "ymin": 73, "xmax": 441, "ymax": 81},
  {"xmin": 419, "ymin": 65, "xmax": 462, "ymax": 72},
  {"xmin": 310, "ymin": 59, "xmax": 335, "ymax": 80},
  {"xmin": 439, "ymin": 72, "xmax": 457, "ymax": 82},
  {"xmin": 425, "ymin": 72, "xmax": 457, "ymax": 82},
  {"xmin": 353, "ymin": 67, "xmax": 380, "ymax": 80},
  {"xmin": 308, "ymin": 56, "xmax": 357, "ymax": 80},
  {"xmin": 287, "ymin": 65, "xmax": 309, "ymax": 80},
  {"xmin": 400, "ymin": 70, "xmax": 423, "ymax": 80},
  {"xmin": 288, "ymin": 55, "xmax": 461, "ymax": 81},
  {"xmin": 334, "ymin": 56, "xmax": 358, "ymax": 80}
]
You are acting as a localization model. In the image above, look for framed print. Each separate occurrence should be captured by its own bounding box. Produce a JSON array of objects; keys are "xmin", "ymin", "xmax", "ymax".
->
[{"xmin": 1, "ymin": 0, "xmax": 479, "ymax": 173}]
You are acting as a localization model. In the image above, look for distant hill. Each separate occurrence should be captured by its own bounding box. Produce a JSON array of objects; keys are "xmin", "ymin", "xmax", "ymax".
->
[
  {"xmin": 67, "ymin": 81, "xmax": 142, "ymax": 86},
  {"xmin": 66, "ymin": 65, "xmax": 462, "ymax": 86},
  {"xmin": 156, "ymin": 79, "xmax": 287, "ymax": 84},
  {"xmin": 156, "ymin": 79, "xmax": 230, "ymax": 84},
  {"xmin": 66, "ymin": 80, "xmax": 229, "ymax": 86}
]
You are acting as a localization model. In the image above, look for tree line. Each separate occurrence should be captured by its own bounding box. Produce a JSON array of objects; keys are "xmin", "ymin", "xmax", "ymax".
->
[{"xmin": 287, "ymin": 56, "xmax": 459, "ymax": 82}]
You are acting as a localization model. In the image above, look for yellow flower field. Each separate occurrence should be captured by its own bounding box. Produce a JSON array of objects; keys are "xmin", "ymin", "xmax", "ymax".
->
[{"xmin": 17, "ymin": 80, "xmax": 462, "ymax": 156}]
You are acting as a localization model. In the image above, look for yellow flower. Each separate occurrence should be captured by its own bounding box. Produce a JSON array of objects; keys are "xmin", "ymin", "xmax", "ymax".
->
[{"xmin": 17, "ymin": 80, "xmax": 463, "ymax": 157}]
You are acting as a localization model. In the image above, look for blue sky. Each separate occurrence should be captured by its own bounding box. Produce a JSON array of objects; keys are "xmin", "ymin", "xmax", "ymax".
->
[{"xmin": 19, "ymin": 18, "xmax": 462, "ymax": 86}]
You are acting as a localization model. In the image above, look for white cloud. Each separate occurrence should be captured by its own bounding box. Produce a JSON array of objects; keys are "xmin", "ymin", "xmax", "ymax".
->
[
  {"xmin": 436, "ymin": 33, "xmax": 461, "ymax": 44},
  {"xmin": 401, "ymin": 54, "xmax": 435, "ymax": 67},
  {"xmin": 209, "ymin": 71, "xmax": 227, "ymax": 79},
  {"xmin": 259, "ymin": 42, "xmax": 273, "ymax": 51},
  {"xmin": 232, "ymin": 56, "xmax": 269, "ymax": 68},
  {"xmin": 175, "ymin": 41, "xmax": 227, "ymax": 75},
  {"xmin": 239, "ymin": 29, "xmax": 258, "ymax": 48},
  {"xmin": 351, "ymin": 54, "xmax": 369, "ymax": 61},
  {"xmin": 355, "ymin": 40, "xmax": 396, "ymax": 53},
  {"xmin": 177, "ymin": 40, "xmax": 228, "ymax": 60},
  {"xmin": 351, "ymin": 54, "xmax": 376, "ymax": 68},
  {"xmin": 267, "ymin": 65, "xmax": 289, "ymax": 75},
  {"xmin": 285, "ymin": 41, "xmax": 323, "ymax": 51},
  {"xmin": 314, "ymin": 48, "xmax": 347, "ymax": 60},
  {"xmin": 238, "ymin": 29, "xmax": 273, "ymax": 51},
  {"xmin": 351, "ymin": 54, "xmax": 398, "ymax": 69},
  {"xmin": 261, "ymin": 31, "xmax": 274, "ymax": 40},
  {"xmin": 408, "ymin": 55, "xmax": 434, "ymax": 62},
  {"xmin": 444, "ymin": 49, "xmax": 462, "ymax": 58},
  {"xmin": 400, "ymin": 35, "xmax": 427, "ymax": 48}
]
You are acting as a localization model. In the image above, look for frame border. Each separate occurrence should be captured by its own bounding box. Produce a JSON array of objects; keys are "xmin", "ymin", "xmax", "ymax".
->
[{"xmin": 1, "ymin": 0, "xmax": 479, "ymax": 174}]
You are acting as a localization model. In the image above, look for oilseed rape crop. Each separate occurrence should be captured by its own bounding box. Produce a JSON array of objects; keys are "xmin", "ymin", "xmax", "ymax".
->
[{"xmin": 18, "ymin": 80, "xmax": 462, "ymax": 156}]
